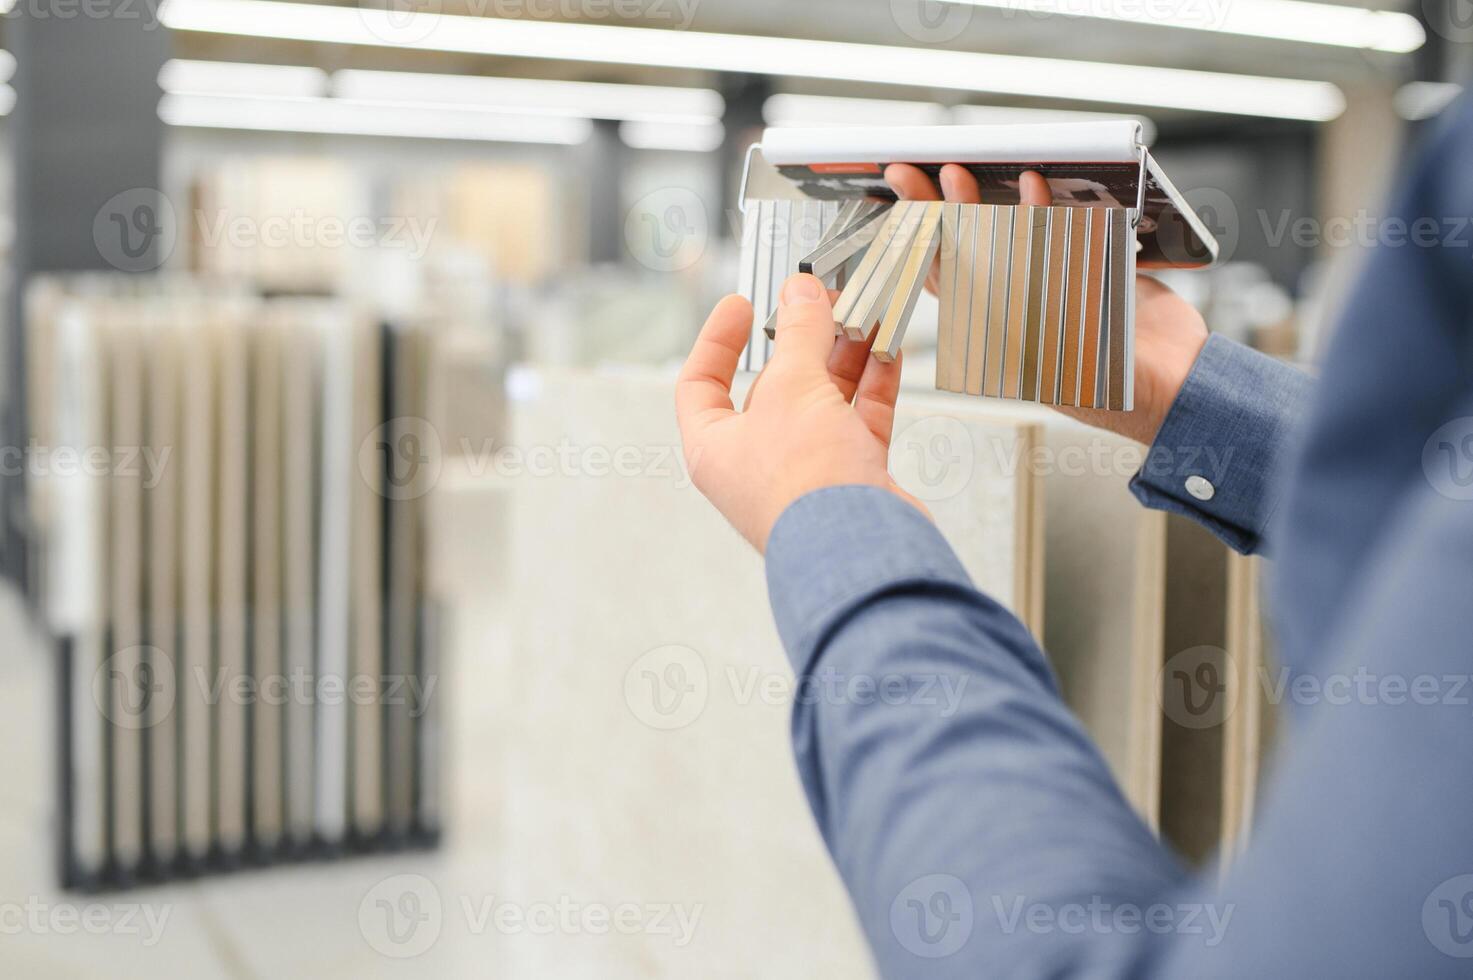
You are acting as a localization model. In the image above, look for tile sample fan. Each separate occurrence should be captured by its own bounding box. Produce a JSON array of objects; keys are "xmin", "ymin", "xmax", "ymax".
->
[{"xmin": 735, "ymin": 121, "xmax": 1220, "ymax": 411}]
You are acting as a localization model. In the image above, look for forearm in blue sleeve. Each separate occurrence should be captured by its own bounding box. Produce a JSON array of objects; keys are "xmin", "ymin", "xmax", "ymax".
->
[
  {"xmin": 1129, "ymin": 333, "xmax": 1314, "ymax": 556},
  {"xmin": 766, "ymin": 486, "xmax": 1190, "ymax": 978}
]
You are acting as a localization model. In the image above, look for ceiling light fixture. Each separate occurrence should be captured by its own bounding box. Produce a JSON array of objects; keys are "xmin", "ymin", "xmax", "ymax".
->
[{"xmin": 158, "ymin": 0, "xmax": 1346, "ymax": 120}]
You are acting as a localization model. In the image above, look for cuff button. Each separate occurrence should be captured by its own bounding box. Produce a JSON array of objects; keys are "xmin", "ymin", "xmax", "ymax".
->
[{"xmin": 1185, "ymin": 475, "xmax": 1216, "ymax": 502}]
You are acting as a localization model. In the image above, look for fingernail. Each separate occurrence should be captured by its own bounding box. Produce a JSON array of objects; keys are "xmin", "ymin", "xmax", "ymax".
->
[{"xmin": 781, "ymin": 274, "xmax": 824, "ymax": 304}]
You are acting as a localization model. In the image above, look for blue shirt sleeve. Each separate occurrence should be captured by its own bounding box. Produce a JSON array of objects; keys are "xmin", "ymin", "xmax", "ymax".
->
[
  {"xmin": 766, "ymin": 486, "xmax": 1190, "ymax": 978},
  {"xmin": 1128, "ymin": 333, "xmax": 1314, "ymax": 556},
  {"xmin": 766, "ymin": 482, "xmax": 1473, "ymax": 979}
]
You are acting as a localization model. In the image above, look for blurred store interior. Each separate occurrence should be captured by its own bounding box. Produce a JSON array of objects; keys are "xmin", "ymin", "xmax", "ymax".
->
[{"xmin": 0, "ymin": 0, "xmax": 1468, "ymax": 976}]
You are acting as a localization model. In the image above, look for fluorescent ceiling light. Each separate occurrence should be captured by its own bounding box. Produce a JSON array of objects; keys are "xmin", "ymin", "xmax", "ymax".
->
[
  {"xmin": 159, "ymin": 0, "xmax": 1346, "ymax": 121},
  {"xmin": 160, "ymin": 92, "xmax": 592, "ymax": 144},
  {"xmin": 941, "ymin": 0, "xmax": 1423, "ymax": 53},
  {"xmin": 158, "ymin": 58, "xmax": 726, "ymax": 142},
  {"xmin": 765, "ymin": 94, "xmax": 951, "ymax": 127},
  {"xmin": 0, "ymin": 50, "xmax": 15, "ymax": 85},
  {"xmin": 618, "ymin": 118, "xmax": 724, "ymax": 152},
  {"xmin": 951, "ymin": 104, "xmax": 1157, "ymax": 144},
  {"xmin": 1394, "ymin": 81, "xmax": 1463, "ymax": 121},
  {"xmin": 160, "ymin": 58, "xmax": 327, "ymax": 98},
  {"xmin": 333, "ymin": 69, "xmax": 722, "ymax": 124}
]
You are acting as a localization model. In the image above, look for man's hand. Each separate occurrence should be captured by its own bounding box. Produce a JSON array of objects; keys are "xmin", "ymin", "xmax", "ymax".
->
[
  {"xmin": 675, "ymin": 274, "xmax": 926, "ymax": 554},
  {"xmin": 886, "ymin": 163, "xmax": 1209, "ymax": 445}
]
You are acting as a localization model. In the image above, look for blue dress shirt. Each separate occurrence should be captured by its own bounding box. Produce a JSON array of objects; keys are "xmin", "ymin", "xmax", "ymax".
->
[{"xmin": 762, "ymin": 94, "xmax": 1473, "ymax": 978}]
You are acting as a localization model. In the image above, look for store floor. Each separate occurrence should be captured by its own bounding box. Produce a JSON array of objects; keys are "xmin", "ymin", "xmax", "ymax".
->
[
  {"xmin": 0, "ymin": 586, "xmax": 688, "ymax": 979},
  {"xmin": 0, "ymin": 458, "xmax": 871, "ymax": 979},
  {"xmin": 0, "ymin": 582, "xmax": 537, "ymax": 980}
]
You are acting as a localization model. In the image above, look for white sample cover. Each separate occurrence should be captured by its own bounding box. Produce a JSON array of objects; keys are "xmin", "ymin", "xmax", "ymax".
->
[{"xmin": 762, "ymin": 121, "xmax": 1145, "ymax": 166}]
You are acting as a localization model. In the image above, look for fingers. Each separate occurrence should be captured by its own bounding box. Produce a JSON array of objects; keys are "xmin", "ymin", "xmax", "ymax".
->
[
  {"xmin": 676, "ymin": 293, "xmax": 750, "ymax": 439},
  {"xmin": 853, "ymin": 351, "xmax": 904, "ymax": 448},
  {"xmin": 1019, "ymin": 170, "xmax": 1052, "ymax": 207},
  {"xmin": 771, "ymin": 274, "xmax": 839, "ymax": 366},
  {"xmin": 827, "ymin": 325, "xmax": 878, "ymax": 402},
  {"xmin": 939, "ymin": 164, "xmax": 982, "ymax": 203},
  {"xmin": 891, "ymin": 163, "xmax": 1051, "ymax": 206},
  {"xmin": 885, "ymin": 163, "xmax": 941, "ymax": 201}
]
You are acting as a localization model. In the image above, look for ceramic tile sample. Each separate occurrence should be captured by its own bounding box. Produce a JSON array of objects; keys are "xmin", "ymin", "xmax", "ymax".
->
[
  {"xmin": 453, "ymin": 367, "xmax": 1045, "ymax": 978},
  {"xmin": 1220, "ymin": 552, "xmax": 1279, "ymax": 868},
  {"xmin": 1042, "ymin": 422, "xmax": 1166, "ymax": 827},
  {"xmin": 886, "ymin": 388, "xmax": 1045, "ymax": 633},
  {"xmin": 1157, "ymin": 514, "xmax": 1229, "ymax": 867}
]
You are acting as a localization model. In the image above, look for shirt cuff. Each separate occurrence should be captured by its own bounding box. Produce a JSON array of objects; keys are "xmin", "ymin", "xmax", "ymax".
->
[
  {"xmin": 765, "ymin": 486, "xmax": 974, "ymax": 675},
  {"xmin": 1129, "ymin": 333, "xmax": 1312, "ymax": 555}
]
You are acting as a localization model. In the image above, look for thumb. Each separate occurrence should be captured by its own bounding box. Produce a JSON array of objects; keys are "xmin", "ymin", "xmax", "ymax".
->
[{"xmin": 771, "ymin": 274, "xmax": 837, "ymax": 366}]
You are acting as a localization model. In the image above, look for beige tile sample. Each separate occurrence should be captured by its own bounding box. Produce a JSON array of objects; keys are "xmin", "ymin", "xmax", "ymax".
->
[
  {"xmin": 433, "ymin": 367, "xmax": 1045, "ymax": 978},
  {"xmin": 1220, "ymin": 552, "xmax": 1279, "ymax": 869},
  {"xmin": 1157, "ymin": 514, "xmax": 1229, "ymax": 867},
  {"xmin": 1042, "ymin": 422, "xmax": 1166, "ymax": 826}
]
